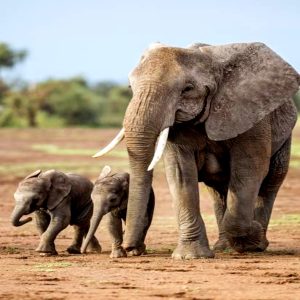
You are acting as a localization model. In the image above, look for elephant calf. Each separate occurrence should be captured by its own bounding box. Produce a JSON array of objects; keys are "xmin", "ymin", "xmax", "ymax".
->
[
  {"xmin": 11, "ymin": 169, "xmax": 101, "ymax": 255},
  {"xmin": 81, "ymin": 166, "xmax": 155, "ymax": 258}
]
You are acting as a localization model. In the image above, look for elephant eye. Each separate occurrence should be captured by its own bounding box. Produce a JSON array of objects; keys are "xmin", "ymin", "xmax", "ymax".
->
[
  {"xmin": 181, "ymin": 83, "xmax": 194, "ymax": 95},
  {"xmin": 31, "ymin": 196, "xmax": 39, "ymax": 203},
  {"xmin": 109, "ymin": 197, "xmax": 117, "ymax": 203}
]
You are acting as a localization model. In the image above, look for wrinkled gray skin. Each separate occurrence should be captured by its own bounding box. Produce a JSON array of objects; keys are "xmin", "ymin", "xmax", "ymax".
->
[
  {"xmin": 121, "ymin": 42, "xmax": 300, "ymax": 259},
  {"xmin": 11, "ymin": 169, "xmax": 101, "ymax": 255},
  {"xmin": 81, "ymin": 166, "xmax": 155, "ymax": 258}
]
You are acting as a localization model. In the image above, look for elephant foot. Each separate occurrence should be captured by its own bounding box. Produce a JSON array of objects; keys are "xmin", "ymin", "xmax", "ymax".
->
[
  {"xmin": 67, "ymin": 245, "xmax": 81, "ymax": 254},
  {"xmin": 127, "ymin": 243, "xmax": 146, "ymax": 256},
  {"xmin": 87, "ymin": 237, "xmax": 102, "ymax": 253},
  {"xmin": 227, "ymin": 221, "xmax": 265, "ymax": 253},
  {"xmin": 172, "ymin": 240, "xmax": 214, "ymax": 260},
  {"xmin": 35, "ymin": 242, "xmax": 57, "ymax": 256},
  {"xmin": 256, "ymin": 237, "xmax": 269, "ymax": 251},
  {"xmin": 110, "ymin": 246, "xmax": 127, "ymax": 258},
  {"xmin": 213, "ymin": 238, "xmax": 231, "ymax": 252}
]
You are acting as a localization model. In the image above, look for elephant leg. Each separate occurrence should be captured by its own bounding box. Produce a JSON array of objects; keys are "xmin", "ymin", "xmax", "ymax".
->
[
  {"xmin": 35, "ymin": 210, "xmax": 51, "ymax": 235},
  {"xmin": 254, "ymin": 136, "xmax": 291, "ymax": 251},
  {"xmin": 164, "ymin": 144, "xmax": 214, "ymax": 259},
  {"xmin": 35, "ymin": 205, "xmax": 70, "ymax": 255},
  {"xmin": 223, "ymin": 135, "xmax": 271, "ymax": 253},
  {"xmin": 207, "ymin": 186, "xmax": 230, "ymax": 251},
  {"xmin": 67, "ymin": 225, "xmax": 85, "ymax": 254},
  {"xmin": 107, "ymin": 213, "xmax": 127, "ymax": 258},
  {"xmin": 85, "ymin": 230, "xmax": 102, "ymax": 253},
  {"xmin": 68, "ymin": 223, "xmax": 101, "ymax": 254}
]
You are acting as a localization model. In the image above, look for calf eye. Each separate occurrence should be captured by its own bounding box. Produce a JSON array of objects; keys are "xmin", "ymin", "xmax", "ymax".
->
[
  {"xmin": 109, "ymin": 197, "xmax": 117, "ymax": 203},
  {"xmin": 31, "ymin": 196, "xmax": 39, "ymax": 203},
  {"xmin": 181, "ymin": 83, "xmax": 194, "ymax": 94}
]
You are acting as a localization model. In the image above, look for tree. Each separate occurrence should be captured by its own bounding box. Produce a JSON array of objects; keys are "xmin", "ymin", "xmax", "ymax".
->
[
  {"xmin": 98, "ymin": 85, "xmax": 132, "ymax": 127},
  {"xmin": 93, "ymin": 81, "xmax": 118, "ymax": 97},
  {"xmin": 0, "ymin": 43, "xmax": 27, "ymax": 103},
  {"xmin": 0, "ymin": 90, "xmax": 37, "ymax": 127},
  {"xmin": 0, "ymin": 43, "xmax": 27, "ymax": 70},
  {"xmin": 27, "ymin": 78, "xmax": 101, "ymax": 126}
]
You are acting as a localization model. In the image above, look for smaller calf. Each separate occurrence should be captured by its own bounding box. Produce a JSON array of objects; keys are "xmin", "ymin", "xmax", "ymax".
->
[
  {"xmin": 11, "ymin": 169, "xmax": 101, "ymax": 255},
  {"xmin": 81, "ymin": 166, "xmax": 155, "ymax": 258}
]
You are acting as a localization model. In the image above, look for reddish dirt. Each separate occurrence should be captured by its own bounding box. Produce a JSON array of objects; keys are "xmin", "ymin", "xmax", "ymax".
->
[{"xmin": 0, "ymin": 128, "xmax": 299, "ymax": 299}]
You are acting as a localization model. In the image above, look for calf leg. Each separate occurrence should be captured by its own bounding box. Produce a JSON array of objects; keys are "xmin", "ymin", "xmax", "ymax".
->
[
  {"xmin": 67, "ymin": 225, "xmax": 85, "ymax": 254},
  {"xmin": 35, "ymin": 210, "xmax": 50, "ymax": 235},
  {"xmin": 107, "ymin": 213, "xmax": 127, "ymax": 258},
  {"xmin": 35, "ymin": 204, "xmax": 70, "ymax": 255}
]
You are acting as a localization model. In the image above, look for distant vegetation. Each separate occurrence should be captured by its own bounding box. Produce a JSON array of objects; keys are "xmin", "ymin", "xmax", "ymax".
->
[
  {"xmin": 0, "ymin": 42, "xmax": 299, "ymax": 128},
  {"xmin": 0, "ymin": 78, "xmax": 131, "ymax": 128},
  {"xmin": 0, "ymin": 42, "xmax": 131, "ymax": 128}
]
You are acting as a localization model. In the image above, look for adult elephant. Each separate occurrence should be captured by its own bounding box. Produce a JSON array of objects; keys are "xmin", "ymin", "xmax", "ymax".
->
[{"xmin": 95, "ymin": 42, "xmax": 300, "ymax": 259}]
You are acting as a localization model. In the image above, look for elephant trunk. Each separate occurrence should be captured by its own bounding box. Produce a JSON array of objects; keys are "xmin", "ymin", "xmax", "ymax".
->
[
  {"xmin": 11, "ymin": 205, "xmax": 32, "ymax": 227},
  {"xmin": 123, "ymin": 86, "xmax": 174, "ymax": 250},
  {"xmin": 81, "ymin": 208, "xmax": 105, "ymax": 253},
  {"xmin": 123, "ymin": 131, "xmax": 157, "ymax": 250}
]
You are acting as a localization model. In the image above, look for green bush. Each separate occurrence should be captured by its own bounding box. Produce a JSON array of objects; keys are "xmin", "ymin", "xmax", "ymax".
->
[
  {"xmin": 24, "ymin": 78, "xmax": 103, "ymax": 127},
  {"xmin": 36, "ymin": 111, "xmax": 65, "ymax": 128},
  {"xmin": 98, "ymin": 85, "xmax": 131, "ymax": 127},
  {"xmin": 0, "ymin": 91, "xmax": 37, "ymax": 127},
  {"xmin": 0, "ymin": 108, "xmax": 27, "ymax": 127},
  {"xmin": 45, "ymin": 82, "xmax": 100, "ymax": 126}
]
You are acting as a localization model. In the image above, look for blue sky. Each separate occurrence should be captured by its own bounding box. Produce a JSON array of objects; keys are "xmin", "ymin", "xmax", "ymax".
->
[{"xmin": 1, "ymin": 0, "xmax": 299, "ymax": 83}]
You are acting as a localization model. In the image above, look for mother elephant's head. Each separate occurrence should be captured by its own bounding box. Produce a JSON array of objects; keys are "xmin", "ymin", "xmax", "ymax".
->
[{"xmin": 95, "ymin": 42, "xmax": 300, "ymax": 251}]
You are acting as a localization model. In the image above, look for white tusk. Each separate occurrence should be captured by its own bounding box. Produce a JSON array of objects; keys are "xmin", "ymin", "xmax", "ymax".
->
[
  {"xmin": 93, "ymin": 128, "xmax": 125, "ymax": 158},
  {"xmin": 147, "ymin": 127, "xmax": 169, "ymax": 171}
]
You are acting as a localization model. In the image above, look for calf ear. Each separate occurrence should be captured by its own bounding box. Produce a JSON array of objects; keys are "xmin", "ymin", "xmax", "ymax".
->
[
  {"xmin": 98, "ymin": 165, "xmax": 112, "ymax": 180},
  {"xmin": 114, "ymin": 172, "xmax": 129, "ymax": 193},
  {"xmin": 119, "ymin": 173, "xmax": 129, "ymax": 190},
  {"xmin": 41, "ymin": 170, "xmax": 71, "ymax": 211},
  {"xmin": 25, "ymin": 170, "xmax": 42, "ymax": 179}
]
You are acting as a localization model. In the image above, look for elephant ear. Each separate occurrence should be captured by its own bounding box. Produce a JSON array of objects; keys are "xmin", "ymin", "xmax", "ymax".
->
[
  {"xmin": 98, "ymin": 165, "xmax": 112, "ymax": 180},
  {"xmin": 41, "ymin": 170, "xmax": 71, "ymax": 211},
  {"xmin": 202, "ymin": 43, "xmax": 300, "ymax": 141},
  {"xmin": 25, "ymin": 169, "xmax": 42, "ymax": 179}
]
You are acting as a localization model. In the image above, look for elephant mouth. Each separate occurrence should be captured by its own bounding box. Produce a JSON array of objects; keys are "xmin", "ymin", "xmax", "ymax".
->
[
  {"xmin": 29, "ymin": 203, "xmax": 39, "ymax": 213},
  {"xmin": 175, "ymin": 106, "xmax": 206, "ymax": 125},
  {"xmin": 175, "ymin": 86, "xmax": 210, "ymax": 125}
]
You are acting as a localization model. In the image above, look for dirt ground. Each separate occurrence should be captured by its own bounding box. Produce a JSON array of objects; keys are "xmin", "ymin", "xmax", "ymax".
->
[{"xmin": 0, "ymin": 128, "xmax": 299, "ymax": 300}]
